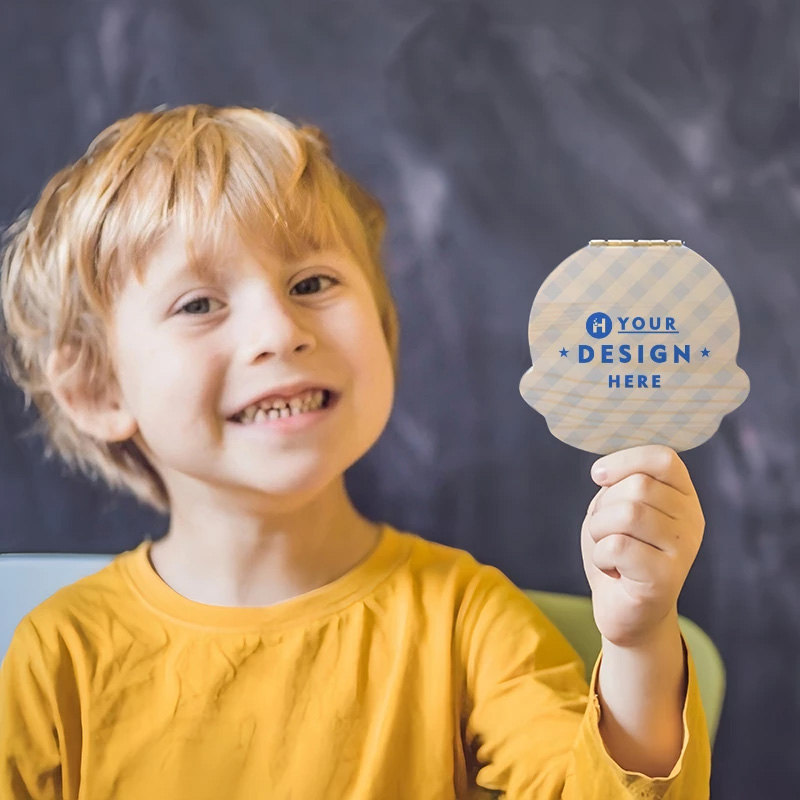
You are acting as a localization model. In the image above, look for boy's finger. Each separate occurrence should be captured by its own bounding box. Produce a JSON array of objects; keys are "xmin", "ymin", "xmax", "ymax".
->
[
  {"xmin": 591, "ymin": 533, "xmax": 666, "ymax": 584},
  {"xmin": 591, "ymin": 445, "xmax": 693, "ymax": 496},
  {"xmin": 586, "ymin": 486, "xmax": 609, "ymax": 517},
  {"xmin": 587, "ymin": 501, "xmax": 679, "ymax": 554},
  {"xmin": 592, "ymin": 473, "xmax": 685, "ymax": 520}
]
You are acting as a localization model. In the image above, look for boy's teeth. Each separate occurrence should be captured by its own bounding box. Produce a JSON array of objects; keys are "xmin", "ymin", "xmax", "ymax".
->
[{"xmin": 235, "ymin": 389, "xmax": 328, "ymax": 423}]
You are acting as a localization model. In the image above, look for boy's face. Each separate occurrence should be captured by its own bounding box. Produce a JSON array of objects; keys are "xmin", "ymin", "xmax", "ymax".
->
[{"xmin": 99, "ymin": 225, "xmax": 395, "ymax": 507}]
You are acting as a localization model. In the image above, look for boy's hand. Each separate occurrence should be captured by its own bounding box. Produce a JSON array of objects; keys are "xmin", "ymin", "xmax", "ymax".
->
[{"xmin": 580, "ymin": 445, "xmax": 705, "ymax": 647}]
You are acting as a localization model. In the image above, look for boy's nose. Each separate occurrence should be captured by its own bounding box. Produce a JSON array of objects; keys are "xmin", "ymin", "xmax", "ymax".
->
[{"xmin": 237, "ymin": 292, "xmax": 316, "ymax": 361}]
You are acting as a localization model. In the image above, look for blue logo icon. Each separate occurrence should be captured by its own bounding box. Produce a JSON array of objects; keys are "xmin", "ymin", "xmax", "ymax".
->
[{"xmin": 586, "ymin": 312, "xmax": 612, "ymax": 339}]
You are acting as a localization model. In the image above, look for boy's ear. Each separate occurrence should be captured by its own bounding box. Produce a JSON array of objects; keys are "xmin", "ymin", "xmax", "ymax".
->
[{"xmin": 44, "ymin": 345, "xmax": 138, "ymax": 443}]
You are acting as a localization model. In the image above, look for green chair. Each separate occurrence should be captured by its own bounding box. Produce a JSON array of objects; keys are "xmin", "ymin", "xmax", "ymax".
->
[{"xmin": 525, "ymin": 590, "xmax": 725, "ymax": 746}]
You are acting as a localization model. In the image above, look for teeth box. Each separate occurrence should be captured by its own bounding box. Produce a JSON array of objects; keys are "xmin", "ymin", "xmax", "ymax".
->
[{"xmin": 519, "ymin": 240, "xmax": 750, "ymax": 455}]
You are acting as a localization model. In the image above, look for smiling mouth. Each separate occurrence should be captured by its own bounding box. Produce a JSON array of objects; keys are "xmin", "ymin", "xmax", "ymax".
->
[{"xmin": 227, "ymin": 389, "xmax": 337, "ymax": 424}]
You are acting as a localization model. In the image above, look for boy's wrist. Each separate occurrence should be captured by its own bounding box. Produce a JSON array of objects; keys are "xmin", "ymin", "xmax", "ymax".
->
[
  {"xmin": 595, "ymin": 608, "xmax": 688, "ymax": 777},
  {"xmin": 600, "ymin": 606, "xmax": 682, "ymax": 656}
]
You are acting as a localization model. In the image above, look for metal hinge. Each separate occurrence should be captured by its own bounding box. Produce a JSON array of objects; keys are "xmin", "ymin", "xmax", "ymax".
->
[{"xmin": 587, "ymin": 239, "xmax": 684, "ymax": 247}]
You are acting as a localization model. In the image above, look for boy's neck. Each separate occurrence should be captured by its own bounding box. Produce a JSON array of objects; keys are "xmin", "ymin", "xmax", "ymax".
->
[{"xmin": 147, "ymin": 479, "xmax": 382, "ymax": 608}]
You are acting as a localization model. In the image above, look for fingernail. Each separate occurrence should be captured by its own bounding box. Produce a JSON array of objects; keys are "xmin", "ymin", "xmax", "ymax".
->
[{"xmin": 592, "ymin": 465, "xmax": 607, "ymax": 482}]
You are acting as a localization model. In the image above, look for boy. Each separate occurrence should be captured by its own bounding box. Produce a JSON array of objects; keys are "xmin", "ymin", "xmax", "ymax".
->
[{"xmin": 0, "ymin": 104, "xmax": 710, "ymax": 798}]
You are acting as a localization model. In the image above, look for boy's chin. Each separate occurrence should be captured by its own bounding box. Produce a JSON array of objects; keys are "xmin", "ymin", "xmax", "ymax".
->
[
  {"xmin": 222, "ymin": 448, "xmax": 346, "ymax": 487},
  {"xmin": 231, "ymin": 472, "xmax": 343, "ymax": 506}
]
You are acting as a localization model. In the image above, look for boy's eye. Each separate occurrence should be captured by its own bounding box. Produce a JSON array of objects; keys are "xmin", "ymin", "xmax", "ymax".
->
[
  {"xmin": 177, "ymin": 296, "xmax": 224, "ymax": 315},
  {"xmin": 290, "ymin": 274, "xmax": 340, "ymax": 296},
  {"xmin": 176, "ymin": 274, "xmax": 340, "ymax": 315}
]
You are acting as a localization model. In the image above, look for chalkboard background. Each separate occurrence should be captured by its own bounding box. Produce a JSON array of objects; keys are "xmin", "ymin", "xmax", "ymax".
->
[{"xmin": 1, "ymin": 1, "xmax": 798, "ymax": 796}]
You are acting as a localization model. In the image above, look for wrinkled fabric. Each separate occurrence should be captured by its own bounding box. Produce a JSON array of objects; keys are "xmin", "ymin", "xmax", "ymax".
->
[{"xmin": 0, "ymin": 522, "xmax": 709, "ymax": 799}]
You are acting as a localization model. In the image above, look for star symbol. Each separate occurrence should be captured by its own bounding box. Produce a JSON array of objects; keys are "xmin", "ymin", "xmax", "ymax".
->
[
  {"xmin": 559, "ymin": 347, "xmax": 569, "ymax": 357},
  {"xmin": 701, "ymin": 347, "xmax": 710, "ymax": 357}
]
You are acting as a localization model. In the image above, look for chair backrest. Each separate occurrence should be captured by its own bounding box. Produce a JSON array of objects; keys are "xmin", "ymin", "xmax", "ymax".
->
[
  {"xmin": 0, "ymin": 553, "xmax": 114, "ymax": 659},
  {"xmin": 0, "ymin": 554, "xmax": 724, "ymax": 745}
]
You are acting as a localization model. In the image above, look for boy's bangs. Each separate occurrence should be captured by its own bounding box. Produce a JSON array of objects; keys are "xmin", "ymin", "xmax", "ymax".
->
[{"xmin": 98, "ymin": 117, "xmax": 368, "ymax": 303}]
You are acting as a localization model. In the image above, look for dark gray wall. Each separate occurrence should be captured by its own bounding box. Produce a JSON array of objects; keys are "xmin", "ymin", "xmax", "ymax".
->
[{"xmin": 2, "ymin": 1, "xmax": 798, "ymax": 796}]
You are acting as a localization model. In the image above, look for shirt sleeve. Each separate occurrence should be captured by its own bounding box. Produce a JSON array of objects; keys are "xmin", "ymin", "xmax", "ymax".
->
[
  {"xmin": 455, "ymin": 564, "xmax": 711, "ymax": 799},
  {"xmin": 0, "ymin": 615, "xmax": 80, "ymax": 800}
]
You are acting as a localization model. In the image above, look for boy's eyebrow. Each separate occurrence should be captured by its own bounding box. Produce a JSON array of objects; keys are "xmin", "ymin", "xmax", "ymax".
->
[
  {"xmin": 148, "ymin": 255, "xmax": 221, "ymax": 293},
  {"xmin": 149, "ymin": 246, "xmax": 348, "ymax": 293}
]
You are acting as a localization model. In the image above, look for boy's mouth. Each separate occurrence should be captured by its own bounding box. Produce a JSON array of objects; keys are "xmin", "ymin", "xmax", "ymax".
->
[{"xmin": 227, "ymin": 388, "xmax": 337, "ymax": 425}]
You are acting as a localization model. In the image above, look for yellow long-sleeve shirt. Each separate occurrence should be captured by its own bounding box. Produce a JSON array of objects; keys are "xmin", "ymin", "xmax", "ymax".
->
[{"xmin": 0, "ymin": 522, "xmax": 710, "ymax": 799}]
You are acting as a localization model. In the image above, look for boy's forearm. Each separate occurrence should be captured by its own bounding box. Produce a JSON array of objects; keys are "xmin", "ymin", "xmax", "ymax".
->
[{"xmin": 595, "ymin": 611, "xmax": 687, "ymax": 778}]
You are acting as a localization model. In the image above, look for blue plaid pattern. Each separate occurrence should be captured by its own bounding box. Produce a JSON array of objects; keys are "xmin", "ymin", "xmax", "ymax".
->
[{"xmin": 519, "ymin": 243, "xmax": 750, "ymax": 454}]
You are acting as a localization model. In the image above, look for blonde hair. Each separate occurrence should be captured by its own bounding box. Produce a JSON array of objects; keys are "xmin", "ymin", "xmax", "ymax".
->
[{"xmin": 0, "ymin": 103, "xmax": 400, "ymax": 515}]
